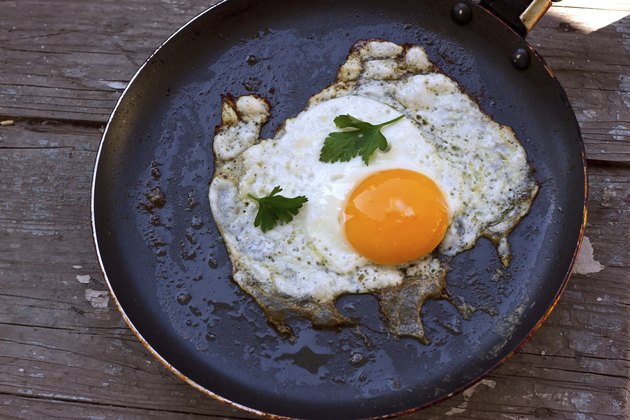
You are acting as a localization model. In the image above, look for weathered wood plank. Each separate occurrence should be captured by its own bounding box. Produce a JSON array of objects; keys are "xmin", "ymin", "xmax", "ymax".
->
[
  {"xmin": 0, "ymin": 126, "xmax": 258, "ymax": 418},
  {"xmin": 0, "ymin": 0, "xmax": 217, "ymax": 122},
  {"xmin": 0, "ymin": 123, "xmax": 628, "ymax": 417},
  {"xmin": 0, "ymin": 0, "xmax": 628, "ymax": 161},
  {"xmin": 0, "ymin": 394, "xmax": 235, "ymax": 419},
  {"xmin": 1, "ymin": 1, "xmax": 628, "ymax": 418},
  {"xmin": 0, "ymin": 324, "xmax": 256, "ymax": 418},
  {"xmin": 528, "ymin": 6, "xmax": 630, "ymax": 163}
]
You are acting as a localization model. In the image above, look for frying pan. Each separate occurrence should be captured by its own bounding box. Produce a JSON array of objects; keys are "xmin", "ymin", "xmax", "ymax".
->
[{"xmin": 92, "ymin": 0, "xmax": 587, "ymax": 418}]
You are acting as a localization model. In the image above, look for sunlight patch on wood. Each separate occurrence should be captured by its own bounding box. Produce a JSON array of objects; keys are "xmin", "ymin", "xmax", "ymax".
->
[{"xmin": 547, "ymin": 4, "xmax": 629, "ymax": 34}]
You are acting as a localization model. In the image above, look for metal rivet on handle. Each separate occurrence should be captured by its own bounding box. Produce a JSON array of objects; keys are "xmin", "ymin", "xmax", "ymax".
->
[
  {"xmin": 451, "ymin": 3, "xmax": 472, "ymax": 25},
  {"xmin": 511, "ymin": 48, "xmax": 531, "ymax": 70}
]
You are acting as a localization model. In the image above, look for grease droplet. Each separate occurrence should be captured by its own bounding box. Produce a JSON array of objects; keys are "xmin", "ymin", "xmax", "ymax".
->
[
  {"xmin": 146, "ymin": 187, "xmax": 165, "ymax": 209},
  {"xmin": 350, "ymin": 352, "xmax": 367, "ymax": 367},
  {"xmin": 177, "ymin": 293, "xmax": 192, "ymax": 305},
  {"xmin": 150, "ymin": 161, "xmax": 161, "ymax": 180}
]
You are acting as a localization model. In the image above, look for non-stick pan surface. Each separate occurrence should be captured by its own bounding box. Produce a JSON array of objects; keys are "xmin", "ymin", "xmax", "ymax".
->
[{"xmin": 92, "ymin": 0, "xmax": 586, "ymax": 418}]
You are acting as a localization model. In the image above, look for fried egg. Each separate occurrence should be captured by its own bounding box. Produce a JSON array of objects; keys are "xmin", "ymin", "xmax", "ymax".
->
[{"xmin": 209, "ymin": 40, "xmax": 538, "ymax": 342}]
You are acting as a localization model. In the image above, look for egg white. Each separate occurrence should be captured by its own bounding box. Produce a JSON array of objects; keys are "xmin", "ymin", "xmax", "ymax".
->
[
  {"xmin": 212, "ymin": 95, "xmax": 446, "ymax": 302},
  {"xmin": 209, "ymin": 40, "xmax": 537, "ymax": 317}
]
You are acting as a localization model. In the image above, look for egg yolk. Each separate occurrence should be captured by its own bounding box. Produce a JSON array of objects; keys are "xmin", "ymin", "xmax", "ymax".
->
[{"xmin": 343, "ymin": 169, "xmax": 449, "ymax": 264}]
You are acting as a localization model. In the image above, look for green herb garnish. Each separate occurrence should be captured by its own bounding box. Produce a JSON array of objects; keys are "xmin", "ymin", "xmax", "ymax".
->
[
  {"xmin": 319, "ymin": 114, "xmax": 404, "ymax": 165},
  {"xmin": 247, "ymin": 186, "xmax": 308, "ymax": 232}
]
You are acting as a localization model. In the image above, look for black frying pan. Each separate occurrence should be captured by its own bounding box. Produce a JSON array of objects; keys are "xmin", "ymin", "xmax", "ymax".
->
[{"xmin": 92, "ymin": 0, "xmax": 586, "ymax": 418}]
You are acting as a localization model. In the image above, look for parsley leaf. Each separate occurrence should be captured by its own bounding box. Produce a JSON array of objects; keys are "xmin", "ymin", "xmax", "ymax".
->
[
  {"xmin": 247, "ymin": 186, "xmax": 308, "ymax": 232},
  {"xmin": 320, "ymin": 114, "xmax": 404, "ymax": 165}
]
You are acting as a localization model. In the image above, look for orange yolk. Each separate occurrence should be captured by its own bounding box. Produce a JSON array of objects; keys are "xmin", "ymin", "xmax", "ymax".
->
[{"xmin": 343, "ymin": 169, "xmax": 449, "ymax": 265}]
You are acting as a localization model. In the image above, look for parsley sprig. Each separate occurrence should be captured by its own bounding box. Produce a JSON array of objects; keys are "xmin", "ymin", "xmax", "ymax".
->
[
  {"xmin": 247, "ymin": 186, "xmax": 308, "ymax": 232},
  {"xmin": 320, "ymin": 114, "xmax": 404, "ymax": 165}
]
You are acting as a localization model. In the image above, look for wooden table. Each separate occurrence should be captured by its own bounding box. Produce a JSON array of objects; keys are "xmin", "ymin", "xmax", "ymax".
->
[{"xmin": 1, "ymin": 1, "xmax": 628, "ymax": 418}]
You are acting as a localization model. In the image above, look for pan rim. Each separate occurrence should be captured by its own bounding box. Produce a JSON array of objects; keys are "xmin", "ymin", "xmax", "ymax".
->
[{"xmin": 90, "ymin": 0, "xmax": 588, "ymax": 417}]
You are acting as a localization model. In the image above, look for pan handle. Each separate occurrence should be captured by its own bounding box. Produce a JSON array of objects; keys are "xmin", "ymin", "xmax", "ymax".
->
[{"xmin": 480, "ymin": 0, "xmax": 553, "ymax": 36}]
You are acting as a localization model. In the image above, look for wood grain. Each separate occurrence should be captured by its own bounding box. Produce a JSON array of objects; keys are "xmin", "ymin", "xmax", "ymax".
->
[
  {"xmin": 1, "ymin": 1, "xmax": 629, "ymax": 162},
  {"xmin": 1, "ymin": 123, "xmax": 628, "ymax": 418},
  {"xmin": 0, "ymin": 0, "xmax": 628, "ymax": 418},
  {"xmin": 0, "ymin": 0, "xmax": 217, "ymax": 122},
  {"xmin": 528, "ymin": 5, "xmax": 630, "ymax": 163}
]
